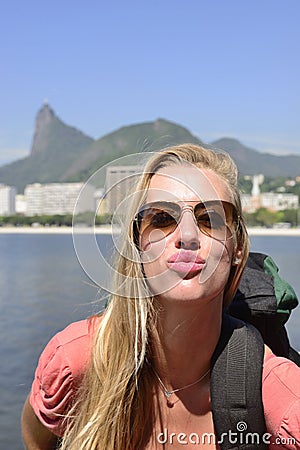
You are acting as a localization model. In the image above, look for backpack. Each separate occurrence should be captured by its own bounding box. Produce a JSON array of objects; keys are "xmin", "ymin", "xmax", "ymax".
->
[
  {"xmin": 229, "ymin": 251, "xmax": 300, "ymax": 365},
  {"xmin": 210, "ymin": 252, "xmax": 300, "ymax": 448},
  {"xmin": 211, "ymin": 314, "xmax": 267, "ymax": 449}
]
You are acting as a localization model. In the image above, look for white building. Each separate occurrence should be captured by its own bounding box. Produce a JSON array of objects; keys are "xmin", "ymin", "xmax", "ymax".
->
[
  {"xmin": 25, "ymin": 182, "xmax": 95, "ymax": 216},
  {"xmin": 15, "ymin": 194, "xmax": 27, "ymax": 215},
  {"xmin": 260, "ymin": 192, "xmax": 299, "ymax": 211},
  {"xmin": 241, "ymin": 192, "xmax": 299, "ymax": 213},
  {"xmin": 0, "ymin": 184, "xmax": 17, "ymax": 215},
  {"xmin": 25, "ymin": 183, "xmax": 44, "ymax": 215},
  {"xmin": 241, "ymin": 174, "xmax": 299, "ymax": 213}
]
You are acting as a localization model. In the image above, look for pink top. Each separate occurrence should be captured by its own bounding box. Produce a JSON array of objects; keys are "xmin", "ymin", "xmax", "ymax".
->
[{"xmin": 30, "ymin": 319, "xmax": 300, "ymax": 448}]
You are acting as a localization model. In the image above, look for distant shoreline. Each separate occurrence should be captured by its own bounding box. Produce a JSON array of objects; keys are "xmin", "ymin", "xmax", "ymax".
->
[
  {"xmin": 0, "ymin": 225, "xmax": 115, "ymax": 234},
  {"xmin": 247, "ymin": 227, "xmax": 300, "ymax": 236},
  {"xmin": 0, "ymin": 226, "xmax": 300, "ymax": 236}
]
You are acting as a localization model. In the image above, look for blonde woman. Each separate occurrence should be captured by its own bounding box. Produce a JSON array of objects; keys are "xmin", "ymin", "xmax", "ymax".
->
[{"xmin": 22, "ymin": 144, "xmax": 300, "ymax": 449}]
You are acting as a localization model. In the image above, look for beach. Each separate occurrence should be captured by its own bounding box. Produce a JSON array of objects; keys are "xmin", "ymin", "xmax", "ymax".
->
[
  {"xmin": 0, "ymin": 225, "xmax": 115, "ymax": 234},
  {"xmin": 0, "ymin": 225, "xmax": 300, "ymax": 236}
]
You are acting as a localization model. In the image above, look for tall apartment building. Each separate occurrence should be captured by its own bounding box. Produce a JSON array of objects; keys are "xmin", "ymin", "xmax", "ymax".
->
[
  {"xmin": 15, "ymin": 194, "xmax": 27, "ymax": 215},
  {"xmin": 105, "ymin": 166, "xmax": 142, "ymax": 213},
  {"xmin": 0, "ymin": 184, "xmax": 17, "ymax": 215},
  {"xmin": 25, "ymin": 184, "xmax": 44, "ymax": 215},
  {"xmin": 25, "ymin": 182, "xmax": 95, "ymax": 216}
]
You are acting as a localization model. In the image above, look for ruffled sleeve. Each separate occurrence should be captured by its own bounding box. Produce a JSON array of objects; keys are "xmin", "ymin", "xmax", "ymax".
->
[
  {"xmin": 263, "ymin": 353, "xmax": 300, "ymax": 449},
  {"xmin": 29, "ymin": 319, "xmax": 96, "ymax": 436}
]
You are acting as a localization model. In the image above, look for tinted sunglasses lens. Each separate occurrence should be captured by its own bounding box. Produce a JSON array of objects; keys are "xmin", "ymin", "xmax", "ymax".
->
[
  {"xmin": 194, "ymin": 201, "xmax": 235, "ymax": 240},
  {"xmin": 137, "ymin": 203, "xmax": 181, "ymax": 241}
]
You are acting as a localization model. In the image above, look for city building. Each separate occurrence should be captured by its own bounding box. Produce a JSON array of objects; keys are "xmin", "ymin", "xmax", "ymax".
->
[
  {"xmin": 15, "ymin": 194, "xmax": 27, "ymax": 215},
  {"xmin": 24, "ymin": 182, "xmax": 95, "ymax": 216},
  {"xmin": 105, "ymin": 166, "xmax": 142, "ymax": 213},
  {"xmin": 25, "ymin": 183, "xmax": 44, "ymax": 215},
  {"xmin": 241, "ymin": 192, "xmax": 299, "ymax": 213},
  {"xmin": 241, "ymin": 174, "xmax": 299, "ymax": 213},
  {"xmin": 260, "ymin": 192, "xmax": 298, "ymax": 211},
  {"xmin": 0, "ymin": 184, "xmax": 17, "ymax": 215}
]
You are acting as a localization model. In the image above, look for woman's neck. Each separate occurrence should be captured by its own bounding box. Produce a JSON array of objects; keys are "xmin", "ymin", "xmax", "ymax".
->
[{"xmin": 151, "ymin": 297, "xmax": 223, "ymax": 388}]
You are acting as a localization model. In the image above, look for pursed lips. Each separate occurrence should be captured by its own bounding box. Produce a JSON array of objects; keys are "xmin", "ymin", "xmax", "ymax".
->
[{"xmin": 167, "ymin": 250, "xmax": 206, "ymax": 274}]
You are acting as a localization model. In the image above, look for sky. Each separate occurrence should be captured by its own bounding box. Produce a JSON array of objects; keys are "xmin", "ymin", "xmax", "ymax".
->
[{"xmin": 1, "ymin": 0, "xmax": 300, "ymax": 166}]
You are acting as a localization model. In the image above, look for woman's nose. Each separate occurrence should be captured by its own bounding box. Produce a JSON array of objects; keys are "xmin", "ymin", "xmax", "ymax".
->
[{"xmin": 174, "ymin": 209, "xmax": 200, "ymax": 250}]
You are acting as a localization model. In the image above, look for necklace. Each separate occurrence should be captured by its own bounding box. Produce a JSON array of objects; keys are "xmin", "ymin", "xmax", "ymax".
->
[{"xmin": 152, "ymin": 367, "xmax": 210, "ymax": 399}]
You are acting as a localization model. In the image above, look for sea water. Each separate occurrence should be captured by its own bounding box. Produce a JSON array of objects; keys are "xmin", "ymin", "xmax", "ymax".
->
[{"xmin": 0, "ymin": 233, "xmax": 299, "ymax": 449}]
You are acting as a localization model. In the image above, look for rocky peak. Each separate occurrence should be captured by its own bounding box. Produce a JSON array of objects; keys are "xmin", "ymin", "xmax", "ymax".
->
[{"xmin": 30, "ymin": 102, "xmax": 57, "ymax": 156}]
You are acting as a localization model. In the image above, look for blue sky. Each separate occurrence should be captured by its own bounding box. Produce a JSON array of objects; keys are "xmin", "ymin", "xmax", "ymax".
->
[{"xmin": 1, "ymin": 0, "xmax": 300, "ymax": 166}]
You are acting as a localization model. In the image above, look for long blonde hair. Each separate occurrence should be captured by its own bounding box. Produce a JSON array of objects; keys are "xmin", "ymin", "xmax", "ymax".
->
[{"xmin": 60, "ymin": 144, "xmax": 249, "ymax": 449}]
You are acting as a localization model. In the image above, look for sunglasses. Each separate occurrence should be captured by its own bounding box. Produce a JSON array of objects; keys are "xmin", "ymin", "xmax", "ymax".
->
[{"xmin": 134, "ymin": 200, "xmax": 240, "ymax": 243}]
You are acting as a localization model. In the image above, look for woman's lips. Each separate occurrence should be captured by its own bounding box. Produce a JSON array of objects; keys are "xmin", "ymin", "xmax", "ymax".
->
[
  {"xmin": 167, "ymin": 251, "xmax": 206, "ymax": 274},
  {"xmin": 167, "ymin": 261, "xmax": 205, "ymax": 273}
]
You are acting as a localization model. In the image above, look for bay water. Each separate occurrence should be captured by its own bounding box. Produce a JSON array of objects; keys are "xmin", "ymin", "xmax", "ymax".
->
[{"xmin": 0, "ymin": 232, "xmax": 299, "ymax": 449}]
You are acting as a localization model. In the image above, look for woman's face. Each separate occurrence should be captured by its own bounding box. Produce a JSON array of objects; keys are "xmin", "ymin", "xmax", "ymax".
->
[{"xmin": 139, "ymin": 165, "xmax": 240, "ymax": 306}]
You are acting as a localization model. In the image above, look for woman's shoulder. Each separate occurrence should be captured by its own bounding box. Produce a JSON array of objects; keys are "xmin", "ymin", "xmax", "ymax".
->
[
  {"xmin": 263, "ymin": 350, "xmax": 300, "ymax": 398},
  {"xmin": 54, "ymin": 316, "xmax": 101, "ymax": 347},
  {"xmin": 262, "ymin": 352, "xmax": 300, "ymax": 447},
  {"xmin": 38, "ymin": 315, "xmax": 102, "ymax": 380},
  {"xmin": 29, "ymin": 315, "xmax": 102, "ymax": 436}
]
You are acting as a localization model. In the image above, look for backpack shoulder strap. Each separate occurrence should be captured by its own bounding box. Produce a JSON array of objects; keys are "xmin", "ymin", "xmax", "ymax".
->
[{"xmin": 210, "ymin": 314, "xmax": 267, "ymax": 449}]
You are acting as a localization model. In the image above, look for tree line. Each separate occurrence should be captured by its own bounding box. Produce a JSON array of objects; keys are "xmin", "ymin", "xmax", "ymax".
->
[
  {"xmin": 244, "ymin": 208, "xmax": 299, "ymax": 228},
  {"xmin": 0, "ymin": 213, "xmax": 113, "ymax": 227},
  {"xmin": 0, "ymin": 209, "xmax": 299, "ymax": 228}
]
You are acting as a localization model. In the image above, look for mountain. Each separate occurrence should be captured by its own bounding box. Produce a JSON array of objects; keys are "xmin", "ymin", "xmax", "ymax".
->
[
  {"xmin": 212, "ymin": 138, "xmax": 300, "ymax": 177},
  {"xmin": 0, "ymin": 106, "xmax": 202, "ymax": 192},
  {"xmin": 0, "ymin": 104, "xmax": 299, "ymax": 193},
  {"xmin": 0, "ymin": 104, "xmax": 94, "ymax": 192},
  {"xmin": 63, "ymin": 118, "xmax": 202, "ymax": 182}
]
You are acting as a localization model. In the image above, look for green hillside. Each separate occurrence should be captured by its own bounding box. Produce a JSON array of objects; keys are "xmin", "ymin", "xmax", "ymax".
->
[
  {"xmin": 63, "ymin": 118, "xmax": 202, "ymax": 182},
  {"xmin": 212, "ymin": 138, "xmax": 300, "ymax": 177},
  {"xmin": 0, "ymin": 104, "xmax": 299, "ymax": 193},
  {"xmin": 0, "ymin": 106, "xmax": 202, "ymax": 192}
]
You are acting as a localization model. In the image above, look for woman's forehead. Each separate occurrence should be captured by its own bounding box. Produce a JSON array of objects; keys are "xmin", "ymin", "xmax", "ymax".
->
[{"xmin": 146, "ymin": 165, "xmax": 232, "ymax": 203}]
